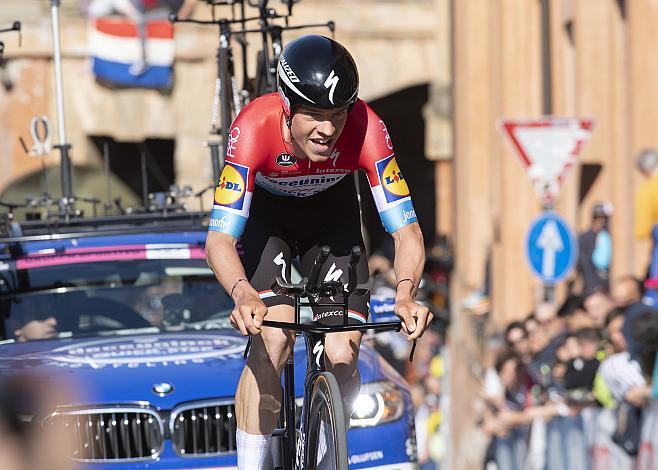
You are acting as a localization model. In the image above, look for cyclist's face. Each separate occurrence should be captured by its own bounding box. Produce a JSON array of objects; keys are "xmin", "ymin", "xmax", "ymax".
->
[{"xmin": 290, "ymin": 106, "xmax": 349, "ymax": 161}]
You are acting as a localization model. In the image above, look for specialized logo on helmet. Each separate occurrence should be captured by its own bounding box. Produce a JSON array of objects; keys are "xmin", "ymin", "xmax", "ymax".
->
[
  {"xmin": 279, "ymin": 57, "xmax": 299, "ymax": 83},
  {"xmin": 278, "ymin": 57, "xmax": 315, "ymax": 105},
  {"xmin": 277, "ymin": 86, "xmax": 291, "ymax": 115},
  {"xmin": 276, "ymin": 153, "xmax": 296, "ymax": 167},
  {"xmin": 214, "ymin": 162, "xmax": 248, "ymax": 209},
  {"xmin": 376, "ymin": 155, "xmax": 410, "ymax": 202},
  {"xmin": 324, "ymin": 70, "xmax": 340, "ymax": 105}
]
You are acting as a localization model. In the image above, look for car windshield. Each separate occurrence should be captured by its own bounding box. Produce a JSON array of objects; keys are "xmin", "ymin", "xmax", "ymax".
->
[{"xmin": 0, "ymin": 258, "xmax": 234, "ymax": 342}]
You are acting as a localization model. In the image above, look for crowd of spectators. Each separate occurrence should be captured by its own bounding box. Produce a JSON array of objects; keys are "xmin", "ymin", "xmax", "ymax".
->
[
  {"xmin": 472, "ymin": 149, "xmax": 658, "ymax": 469},
  {"xmin": 478, "ymin": 276, "xmax": 658, "ymax": 470}
]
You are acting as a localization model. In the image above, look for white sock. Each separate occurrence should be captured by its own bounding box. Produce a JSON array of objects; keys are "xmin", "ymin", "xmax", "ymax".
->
[{"xmin": 236, "ymin": 428, "xmax": 272, "ymax": 470}]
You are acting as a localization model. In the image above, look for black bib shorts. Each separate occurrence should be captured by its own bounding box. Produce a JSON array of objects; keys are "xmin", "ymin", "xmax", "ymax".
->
[{"xmin": 239, "ymin": 175, "xmax": 370, "ymax": 325}]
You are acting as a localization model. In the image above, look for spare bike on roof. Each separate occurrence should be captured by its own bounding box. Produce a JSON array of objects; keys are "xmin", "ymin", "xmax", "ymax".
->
[
  {"xmin": 171, "ymin": 0, "xmax": 334, "ymax": 189},
  {"xmin": 0, "ymin": 21, "xmax": 21, "ymax": 64},
  {"xmin": 241, "ymin": 245, "xmax": 415, "ymax": 470}
]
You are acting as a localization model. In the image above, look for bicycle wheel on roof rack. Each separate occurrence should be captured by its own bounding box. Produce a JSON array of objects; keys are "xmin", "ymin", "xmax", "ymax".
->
[
  {"xmin": 305, "ymin": 372, "xmax": 348, "ymax": 470},
  {"xmin": 253, "ymin": 49, "xmax": 275, "ymax": 99}
]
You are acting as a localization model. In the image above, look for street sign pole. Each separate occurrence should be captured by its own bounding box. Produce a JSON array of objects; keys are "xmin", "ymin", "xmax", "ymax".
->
[
  {"xmin": 541, "ymin": 202, "xmax": 555, "ymax": 302},
  {"xmin": 542, "ymin": 199, "xmax": 555, "ymax": 302}
]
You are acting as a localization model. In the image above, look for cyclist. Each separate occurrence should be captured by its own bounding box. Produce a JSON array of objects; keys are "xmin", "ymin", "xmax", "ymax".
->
[{"xmin": 205, "ymin": 34, "xmax": 433, "ymax": 469}]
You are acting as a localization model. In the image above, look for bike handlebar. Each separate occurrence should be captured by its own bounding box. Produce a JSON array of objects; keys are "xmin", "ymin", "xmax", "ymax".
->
[
  {"xmin": 347, "ymin": 246, "xmax": 360, "ymax": 292},
  {"xmin": 261, "ymin": 319, "xmax": 402, "ymax": 334},
  {"xmin": 260, "ymin": 318, "xmax": 417, "ymax": 362},
  {"xmin": 169, "ymin": 13, "xmax": 266, "ymax": 25},
  {"xmin": 0, "ymin": 21, "xmax": 20, "ymax": 34},
  {"xmin": 307, "ymin": 245, "xmax": 330, "ymax": 293},
  {"xmin": 258, "ymin": 245, "xmax": 417, "ymax": 362}
]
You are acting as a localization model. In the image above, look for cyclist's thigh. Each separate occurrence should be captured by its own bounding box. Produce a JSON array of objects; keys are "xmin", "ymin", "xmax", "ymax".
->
[{"xmin": 249, "ymin": 305, "xmax": 295, "ymax": 370}]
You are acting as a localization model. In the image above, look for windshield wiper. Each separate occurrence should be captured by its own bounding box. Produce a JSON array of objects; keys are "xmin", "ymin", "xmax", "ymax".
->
[
  {"xmin": 0, "ymin": 279, "xmax": 146, "ymax": 301},
  {"xmin": 182, "ymin": 318, "xmax": 232, "ymax": 331},
  {"xmin": 97, "ymin": 327, "xmax": 161, "ymax": 336}
]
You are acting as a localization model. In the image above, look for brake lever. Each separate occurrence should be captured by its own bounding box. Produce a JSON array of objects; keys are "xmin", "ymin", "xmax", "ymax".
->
[
  {"xmin": 243, "ymin": 333, "xmax": 252, "ymax": 359},
  {"xmin": 408, "ymin": 339, "xmax": 417, "ymax": 362}
]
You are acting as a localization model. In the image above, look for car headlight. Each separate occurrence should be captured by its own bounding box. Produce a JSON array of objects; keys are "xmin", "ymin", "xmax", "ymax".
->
[{"xmin": 350, "ymin": 381, "xmax": 404, "ymax": 428}]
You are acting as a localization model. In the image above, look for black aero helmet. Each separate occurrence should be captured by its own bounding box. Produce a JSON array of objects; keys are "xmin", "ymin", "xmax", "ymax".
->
[{"xmin": 277, "ymin": 35, "xmax": 359, "ymax": 115}]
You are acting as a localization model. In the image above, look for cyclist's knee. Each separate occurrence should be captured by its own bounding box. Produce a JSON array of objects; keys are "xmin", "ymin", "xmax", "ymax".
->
[
  {"xmin": 251, "ymin": 328, "xmax": 295, "ymax": 368},
  {"xmin": 324, "ymin": 345, "xmax": 358, "ymax": 369},
  {"xmin": 324, "ymin": 332, "xmax": 361, "ymax": 368}
]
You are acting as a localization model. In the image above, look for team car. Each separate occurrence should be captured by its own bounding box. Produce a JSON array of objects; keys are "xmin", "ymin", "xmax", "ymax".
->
[{"xmin": 0, "ymin": 210, "xmax": 417, "ymax": 469}]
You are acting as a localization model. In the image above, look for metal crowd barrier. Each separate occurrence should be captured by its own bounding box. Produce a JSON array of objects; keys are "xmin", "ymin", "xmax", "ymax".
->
[{"xmin": 493, "ymin": 401, "xmax": 658, "ymax": 470}]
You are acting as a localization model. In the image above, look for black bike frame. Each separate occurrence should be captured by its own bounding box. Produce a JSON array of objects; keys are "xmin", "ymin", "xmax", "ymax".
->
[
  {"xmin": 265, "ymin": 314, "xmax": 403, "ymax": 468},
  {"xmin": 252, "ymin": 245, "xmax": 409, "ymax": 469}
]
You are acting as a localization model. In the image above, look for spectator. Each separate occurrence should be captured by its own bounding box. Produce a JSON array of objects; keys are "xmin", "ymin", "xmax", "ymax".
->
[
  {"xmin": 630, "ymin": 309, "xmax": 658, "ymax": 379},
  {"xmin": 562, "ymin": 328, "xmax": 601, "ymax": 397},
  {"xmin": 577, "ymin": 202, "xmax": 613, "ymax": 296},
  {"xmin": 611, "ymin": 275, "xmax": 643, "ymax": 308},
  {"xmin": 505, "ymin": 321, "xmax": 531, "ymax": 363},
  {"xmin": 633, "ymin": 149, "xmax": 658, "ymax": 287},
  {"xmin": 411, "ymin": 383, "xmax": 434, "ymax": 470},
  {"xmin": 524, "ymin": 314, "xmax": 539, "ymax": 340},
  {"xmin": 599, "ymin": 312, "xmax": 651, "ymax": 407},
  {"xmin": 604, "ymin": 308, "xmax": 627, "ymax": 354},
  {"xmin": 552, "ymin": 334, "xmax": 578, "ymax": 382},
  {"xmin": 558, "ymin": 294, "xmax": 592, "ymax": 331},
  {"xmin": 633, "ymin": 148, "xmax": 658, "ymax": 242},
  {"xmin": 621, "ymin": 298, "xmax": 658, "ymax": 363},
  {"xmin": 583, "ymin": 290, "xmax": 615, "ymax": 327},
  {"xmin": 481, "ymin": 350, "xmax": 561, "ymax": 470},
  {"xmin": 527, "ymin": 304, "xmax": 567, "ymax": 387}
]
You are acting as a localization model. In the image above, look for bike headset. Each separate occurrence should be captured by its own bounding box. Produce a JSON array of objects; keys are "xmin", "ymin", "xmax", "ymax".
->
[{"xmin": 276, "ymin": 34, "xmax": 359, "ymax": 128}]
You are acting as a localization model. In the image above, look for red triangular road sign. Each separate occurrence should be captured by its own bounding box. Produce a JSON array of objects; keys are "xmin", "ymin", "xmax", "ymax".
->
[{"xmin": 499, "ymin": 117, "xmax": 595, "ymax": 206}]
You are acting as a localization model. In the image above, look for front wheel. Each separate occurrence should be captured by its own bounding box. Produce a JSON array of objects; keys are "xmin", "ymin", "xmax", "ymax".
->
[{"xmin": 305, "ymin": 372, "xmax": 349, "ymax": 470}]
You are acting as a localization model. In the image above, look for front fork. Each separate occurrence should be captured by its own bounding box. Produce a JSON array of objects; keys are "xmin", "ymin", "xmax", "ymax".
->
[{"xmin": 288, "ymin": 331, "xmax": 324, "ymax": 470}]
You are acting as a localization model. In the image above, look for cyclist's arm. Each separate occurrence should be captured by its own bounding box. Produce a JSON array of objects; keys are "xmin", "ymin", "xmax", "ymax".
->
[
  {"xmin": 205, "ymin": 231, "xmax": 257, "ymax": 301},
  {"xmin": 206, "ymin": 232, "xmax": 265, "ymax": 335},
  {"xmin": 205, "ymin": 108, "xmax": 269, "ymax": 334},
  {"xmin": 391, "ymin": 222, "xmax": 424, "ymax": 299},
  {"xmin": 355, "ymin": 102, "xmax": 430, "ymax": 337}
]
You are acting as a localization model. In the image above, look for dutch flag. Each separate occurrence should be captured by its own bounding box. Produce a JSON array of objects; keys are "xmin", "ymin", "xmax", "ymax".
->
[{"xmin": 89, "ymin": 18, "xmax": 174, "ymax": 89}]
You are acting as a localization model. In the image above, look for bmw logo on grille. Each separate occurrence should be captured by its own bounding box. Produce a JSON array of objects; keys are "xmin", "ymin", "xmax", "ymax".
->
[{"xmin": 153, "ymin": 383, "xmax": 174, "ymax": 396}]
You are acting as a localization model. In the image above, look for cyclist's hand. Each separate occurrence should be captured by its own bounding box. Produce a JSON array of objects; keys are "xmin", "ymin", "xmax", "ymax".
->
[
  {"xmin": 394, "ymin": 299, "xmax": 433, "ymax": 341},
  {"xmin": 230, "ymin": 293, "xmax": 268, "ymax": 336}
]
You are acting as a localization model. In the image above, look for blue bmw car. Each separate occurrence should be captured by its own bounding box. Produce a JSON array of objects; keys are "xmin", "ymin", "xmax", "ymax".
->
[{"xmin": 0, "ymin": 213, "xmax": 417, "ymax": 469}]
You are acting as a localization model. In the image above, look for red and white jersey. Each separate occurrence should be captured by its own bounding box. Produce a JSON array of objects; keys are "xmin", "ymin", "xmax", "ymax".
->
[{"xmin": 209, "ymin": 93, "xmax": 417, "ymax": 237}]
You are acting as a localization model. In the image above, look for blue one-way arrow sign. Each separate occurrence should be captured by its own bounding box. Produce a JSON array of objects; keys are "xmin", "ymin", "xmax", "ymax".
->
[{"xmin": 525, "ymin": 211, "xmax": 577, "ymax": 284}]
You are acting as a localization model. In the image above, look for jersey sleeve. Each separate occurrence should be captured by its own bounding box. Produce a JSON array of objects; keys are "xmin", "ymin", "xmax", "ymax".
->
[
  {"xmin": 358, "ymin": 103, "xmax": 418, "ymax": 233},
  {"xmin": 208, "ymin": 112, "xmax": 261, "ymax": 238}
]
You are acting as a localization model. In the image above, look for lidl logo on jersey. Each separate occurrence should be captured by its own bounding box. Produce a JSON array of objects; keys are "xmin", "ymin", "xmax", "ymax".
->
[
  {"xmin": 376, "ymin": 155, "xmax": 410, "ymax": 203},
  {"xmin": 214, "ymin": 162, "xmax": 248, "ymax": 209}
]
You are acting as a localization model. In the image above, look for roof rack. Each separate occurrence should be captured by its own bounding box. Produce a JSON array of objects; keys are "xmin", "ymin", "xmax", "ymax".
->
[{"xmin": 0, "ymin": 210, "xmax": 209, "ymax": 243}]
